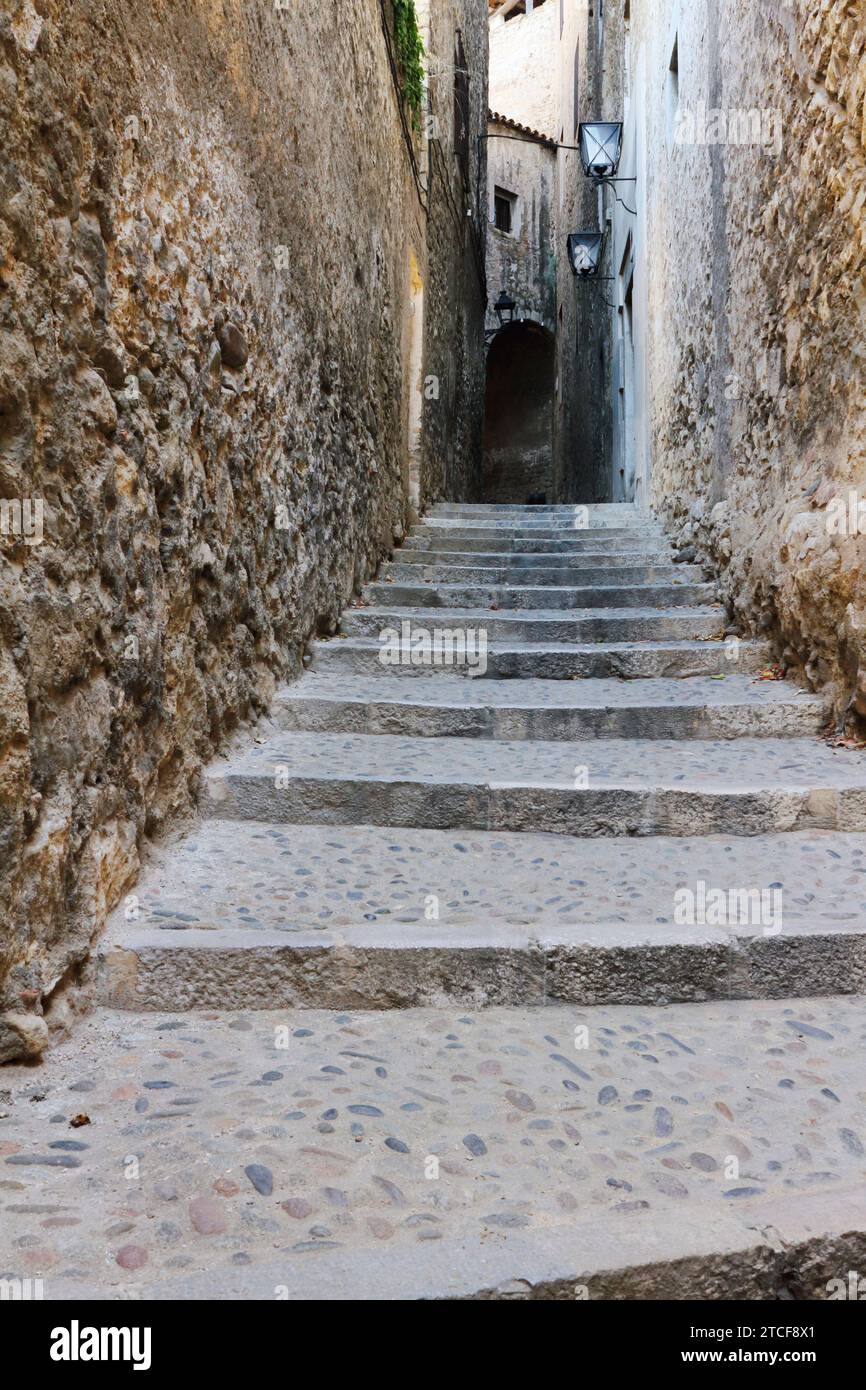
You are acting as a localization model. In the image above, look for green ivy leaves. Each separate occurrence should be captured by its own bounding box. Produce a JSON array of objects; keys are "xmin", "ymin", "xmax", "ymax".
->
[{"xmin": 394, "ymin": 0, "xmax": 425, "ymax": 131}]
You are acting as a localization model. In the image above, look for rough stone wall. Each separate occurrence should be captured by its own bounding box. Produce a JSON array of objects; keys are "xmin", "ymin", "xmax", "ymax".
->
[
  {"xmin": 555, "ymin": 0, "xmax": 605, "ymax": 501},
  {"xmin": 591, "ymin": 0, "xmax": 633, "ymax": 504},
  {"xmin": 420, "ymin": 0, "xmax": 489, "ymax": 504},
  {"xmin": 0, "ymin": 0, "xmax": 487, "ymax": 1060},
  {"xmin": 601, "ymin": 0, "xmax": 866, "ymax": 718}
]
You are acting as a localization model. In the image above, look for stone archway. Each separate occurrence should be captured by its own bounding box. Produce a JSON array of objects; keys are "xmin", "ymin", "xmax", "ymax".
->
[{"xmin": 482, "ymin": 320, "xmax": 555, "ymax": 503}]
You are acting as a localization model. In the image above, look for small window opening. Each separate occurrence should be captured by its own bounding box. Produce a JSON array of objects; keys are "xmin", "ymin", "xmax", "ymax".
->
[{"xmin": 494, "ymin": 187, "xmax": 517, "ymax": 234}]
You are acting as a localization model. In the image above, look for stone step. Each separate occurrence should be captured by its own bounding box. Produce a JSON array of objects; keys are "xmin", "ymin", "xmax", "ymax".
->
[
  {"xmin": 402, "ymin": 533, "xmax": 675, "ymax": 554},
  {"xmin": 429, "ymin": 502, "xmax": 646, "ymax": 516},
  {"xmin": 383, "ymin": 562, "xmax": 704, "ymax": 586},
  {"xmin": 312, "ymin": 637, "xmax": 770, "ymax": 680},
  {"xmin": 273, "ymin": 674, "xmax": 824, "ymax": 741},
  {"xmin": 362, "ymin": 581, "xmax": 716, "ymax": 611},
  {"xmin": 341, "ymin": 604, "xmax": 727, "ymax": 643},
  {"xmin": 419, "ymin": 507, "xmax": 659, "ymax": 523},
  {"xmin": 419, "ymin": 509, "xmax": 659, "ymax": 523},
  {"xmin": 203, "ymin": 733, "xmax": 866, "ymax": 838},
  {"xmin": 100, "ymin": 822, "xmax": 866, "ymax": 1010},
  {"xmin": 424, "ymin": 512, "xmax": 654, "ymax": 529},
  {"xmin": 410, "ymin": 522, "xmax": 664, "ymax": 541},
  {"xmin": 392, "ymin": 548, "xmax": 677, "ymax": 568},
  {"xmin": 14, "ymin": 999, "xmax": 866, "ymax": 1300}
]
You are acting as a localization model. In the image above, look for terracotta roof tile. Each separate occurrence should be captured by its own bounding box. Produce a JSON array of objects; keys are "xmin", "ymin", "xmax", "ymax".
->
[{"xmin": 488, "ymin": 110, "xmax": 557, "ymax": 148}]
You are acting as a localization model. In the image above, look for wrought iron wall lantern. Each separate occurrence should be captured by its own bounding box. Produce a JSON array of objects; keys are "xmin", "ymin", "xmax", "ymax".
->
[
  {"xmin": 578, "ymin": 122, "xmax": 623, "ymax": 181},
  {"xmin": 567, "ymin": 232, "xmax": 605, "ymax": 279},
  {"xmin": 567, "ymin": 230, "xmax": 616, "ymax": 309},
  {"xmin": 578, "ymin": 121, "xmax": 636, "ymax": 214},
  {"xmin": 485, "ymin": 289, "xmax": 517, "ymax": 342}
]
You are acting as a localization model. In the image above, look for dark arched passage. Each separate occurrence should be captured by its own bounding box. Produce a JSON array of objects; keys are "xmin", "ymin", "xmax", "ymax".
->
[{"xmin": 482, "ymin": 320, "xmax": 555, "ymax": 503}]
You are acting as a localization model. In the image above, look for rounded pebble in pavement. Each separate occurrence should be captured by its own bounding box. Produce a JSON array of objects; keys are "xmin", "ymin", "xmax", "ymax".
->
[
  {"xmin": 245, "ymin": 1165, "xmax": 274, "ymax": 1196},
  {"xmin": 368, "ymin": 1217, "xmax": 395, "ymax": 1240},
  {"xmin": 654, "ymin": 1107, "xmax": 674, "ymax": 1136},
  {"xmin": 116, "ymin": 1244, "xmax": 148, "ymax": 1270},
  {"xmin": 189, "ymin": 1197, "xmax": 228, "ymax": 1235},
  {"xmin": 282, "ymin": 1198, "xmax": 313, "ymax": 1220}
]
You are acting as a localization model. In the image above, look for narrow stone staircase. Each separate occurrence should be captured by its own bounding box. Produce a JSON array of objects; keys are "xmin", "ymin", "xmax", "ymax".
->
[
  {"xmin": 8, "ymin": 503, "xmax": 866, "ymax": 1302},
  {"xmin": 101, "ymin": 502, "xmax": 866, "ymax": 1013}
]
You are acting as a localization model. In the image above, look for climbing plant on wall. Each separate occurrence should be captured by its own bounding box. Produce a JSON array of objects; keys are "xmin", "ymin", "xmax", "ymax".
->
[{"xmin": 393, "ymin": 0, "xmax": 425, "ymax": 130}]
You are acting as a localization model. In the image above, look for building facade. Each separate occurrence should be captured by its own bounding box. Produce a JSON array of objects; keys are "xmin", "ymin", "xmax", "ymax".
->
[
  {"xmin": 590, "ymin": 0, "xmax": 866, "ymax": 721},
  {"xmin": 484, "ymin": 111, "xmax": 558, "ymax": 499}
]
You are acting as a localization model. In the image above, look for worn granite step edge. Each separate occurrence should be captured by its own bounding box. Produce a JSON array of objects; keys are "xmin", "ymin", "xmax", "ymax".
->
[
  {"xmin": 36, "ymin": 1186, "xmax": 866, "ymax": 1301},
  {"xmin": 340, "ymin": 610, "xmax": 726, "ymax": 643},
  {"xmin": 405, "ymin": 532, "xmax": 666, "ymax": 546},
  {"xmin": 312, "ymin": 639, "xmax": 771, "ymax": 678},
  {"xmin": 203, "ymin": 778, "xmax": 866, "ymax": 837},
  {"xmin": 97, "ymin": 921, "xmax": 866, "ymax": 1012},
  {"xmin": 273, "ymin": 695, "xmax": 824, "ymax": 741},
  {"xmin": 361, "ymin": 584, "xmax": 717, "ymax": 611},
  {"xmin": 427, "ymin": 509, "xmax": 649, "ymax": 516},
  {"xmin": 383, "ymin": 565, "xmax": 706, "ymax": 584},
  {"xmin": 400, "ymin": 548, "xmax": 678, "ymax": 562}
]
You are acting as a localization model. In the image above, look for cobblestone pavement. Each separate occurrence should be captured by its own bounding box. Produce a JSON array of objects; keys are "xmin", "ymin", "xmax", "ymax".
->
[
  {"xmin": 2, "ymin": 997, "xmax": 865, "ymax": 1298},
  {"xmin": 112, "ymin": 823, "xmax": 866, "ymax": 935},
  {"xmin": 212, "ymin": 731, "xmax": 864, "ymax": 788}
]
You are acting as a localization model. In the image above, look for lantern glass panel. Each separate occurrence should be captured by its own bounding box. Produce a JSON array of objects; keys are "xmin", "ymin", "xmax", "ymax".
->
[
  {"xmin": 578, "ymin": 122, "xmax": 623, "ymax": 179},
  {"xmin": 567, "ymin": 231, "xmax": 604, "ymax": 278}
]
